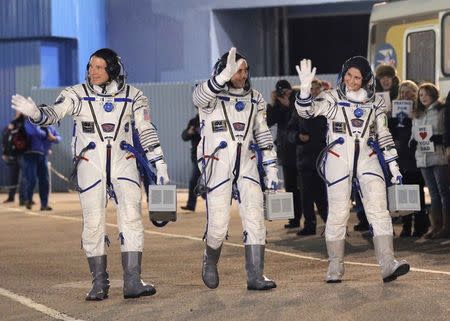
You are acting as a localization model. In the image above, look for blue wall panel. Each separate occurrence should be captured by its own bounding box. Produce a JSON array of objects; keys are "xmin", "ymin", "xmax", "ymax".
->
[
  {"xmin": 0, "ymin": 0, "xmax": 51, "ymax": 39},
  {"xmin": 72, "ymin": 0, "xmax": 107, "ymax": 82},
  {"xmin": 0, "ymin": 41, "xmax": 41, "ymax": 188}
]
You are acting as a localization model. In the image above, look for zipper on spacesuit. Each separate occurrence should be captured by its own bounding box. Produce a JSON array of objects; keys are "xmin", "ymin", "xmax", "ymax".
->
[
  {"xmin": 106, "ymin": 138, "xmax": 118, "ymax": 203},
  {"xmin": 231, "ymin": 142, "xmax": 242, "ymax": 202},
  {"xmin": 352, "ymin": 138, "xmax": 362, "ymax": 198}
]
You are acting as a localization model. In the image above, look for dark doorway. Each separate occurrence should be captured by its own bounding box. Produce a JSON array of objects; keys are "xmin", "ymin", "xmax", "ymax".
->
[{"xmin": 287, "ymin": 14, "xmax": 370, "ymax": 75}]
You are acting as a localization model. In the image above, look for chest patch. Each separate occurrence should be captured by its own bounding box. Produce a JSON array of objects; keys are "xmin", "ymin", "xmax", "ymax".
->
[
  {"xmin": 212, "ymin": 120, "xmax": 227, "ymax": 132},
  {"xmin": 332, "ymin": 121, "xmax": 347, "ymax": 134},
  {"xmin": 101, "ymin": 123, "xmax": 116, "ymax": 133},
  {"xmin": 81, "ymin": 121, "xmax": 95, "ymax": 133},
  {"xmin": 232, "ymin": 122, "xmax": 246, "ymax": 131},
  {"xmin": 351, "ymin": 118, "xmax": 364, "ymax": 128}
]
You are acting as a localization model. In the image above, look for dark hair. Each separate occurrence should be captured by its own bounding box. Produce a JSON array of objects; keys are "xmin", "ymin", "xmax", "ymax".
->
[
  {"xmin": 87, "ymin": 48, "xmax": 122, "ymax": 81},
  {"xmin": 415, "ymin": 82, "xmax": 441, "ymax": 118},
  {"xmin": 337, "ymin": 56, "xmax": 375, "ymax": 102}
]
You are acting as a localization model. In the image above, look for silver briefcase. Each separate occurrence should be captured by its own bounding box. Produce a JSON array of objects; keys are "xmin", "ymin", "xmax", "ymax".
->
[
  {"xmin": 264, "ymin": 191, "xmax": 294, "ymax": 221},
  {"xmin": 387, "ymin": 184, "xmax": 421, "ymax": 217},
  {"xmin": 148, "ymin": 185, "xmax": 177, "ymax": 223}
]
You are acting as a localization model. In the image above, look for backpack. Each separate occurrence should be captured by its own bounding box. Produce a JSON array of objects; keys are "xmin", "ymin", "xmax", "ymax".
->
[{"xmin": 2, "ymin": 123, "xmax": 28, "ymax": 157}]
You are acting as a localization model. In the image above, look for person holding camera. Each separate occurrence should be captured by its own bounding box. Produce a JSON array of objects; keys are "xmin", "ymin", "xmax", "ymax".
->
[{"xmin": 267, "ymin": 80, "xmax": 302, "ymax": 229}]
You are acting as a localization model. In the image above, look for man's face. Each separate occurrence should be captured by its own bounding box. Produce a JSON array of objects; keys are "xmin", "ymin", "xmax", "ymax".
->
[
  {"xmin": 344, "ymin": 67, "xmax": 363, "ymax": 92},
  {"xmin": 88, "ymin": 56, "xmax": 109, "ymax": 85},
  {"xmin": 380, "ymin": 76, "xmax": 393, "ymax": 91},
  {"xmin": 311, "ymin": 84, "xmax": 322, "ymax": 98},
  {"xmin": 230, "ymin": 59, "xmax": 248, "ymax": 89}
]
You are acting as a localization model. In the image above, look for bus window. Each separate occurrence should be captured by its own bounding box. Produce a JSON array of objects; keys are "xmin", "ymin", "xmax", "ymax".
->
[
  {"xmin": 443, "ymin": 13, "xmax": 450, "ymax": 76},
  {"xmin": 406, "ymin": 30, "xmax": 436, "ymax": 83}
]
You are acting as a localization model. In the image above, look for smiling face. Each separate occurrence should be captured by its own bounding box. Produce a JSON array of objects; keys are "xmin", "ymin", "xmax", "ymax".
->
[
  {"xmin": 230, "ymin": 59, "xmax": 248, "ymax": 89},
  {"xmin": 88, "ymin": 56, "xmax": 109, "ymax": 85},
  {"xmin": 344, "ymin": 67, "xmax": 363, "ymax": 92},
  {"xmin": 379, "ymin": 76, "xmax": 393, "ymax": 91}
]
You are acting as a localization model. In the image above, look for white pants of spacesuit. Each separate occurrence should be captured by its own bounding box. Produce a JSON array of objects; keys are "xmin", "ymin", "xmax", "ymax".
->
[
  {"xmin": 205, "ymin": 178, "xmax": 265, "ymax": 250},
  {"xmin": 79, "ymin": 176, "xmax": 143, "ymax": 257},
  {"xmin": 325, "ymin": 155, "xmax": 393, "ymax": 241}
]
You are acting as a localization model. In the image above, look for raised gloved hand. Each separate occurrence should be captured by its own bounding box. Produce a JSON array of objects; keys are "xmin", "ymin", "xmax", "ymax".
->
[
  {"xmin": 155, "ymin": 161, "xmax": 170, "ymax": 185},
  {"xmin": 11, "ymin": 94, "xmax": 41, "ymax": 120},
  {"xmin": 265, "ymin": 166, "xmax": 279, "ymax": 190},
  {"xmin": 295, "ymin": 59, "xmax": 316, "ymax": 99},
  {"xmin": 388, "ymin": 161, "xmax": 403, "ymax": 185},
  {"xmin": 215, "ymin": 47, "xmax": 242, "ymax": 86}
]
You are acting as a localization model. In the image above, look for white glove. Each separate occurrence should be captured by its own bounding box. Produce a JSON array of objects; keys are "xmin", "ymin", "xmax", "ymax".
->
[
  {"xmin": 155, "ymin": 161, "xmax": 170, "ymax": 185},
  {"xmin": 295, "ymin": 59, "xmax": 316, "ymax": 99},
  {"xmin": 215, "ymin": 47, "xmax": 242, "ymax": 86},
  {"xmin": 11, "ymin": 94, "xmax": 41, "ymax": 120},
  {"xmin": 388, "ymin": 161, "xmax": 403, "ymax": 185},
  {"xmin": 265, "ymin": 166, "xmax": 279, "ymax": 190}
]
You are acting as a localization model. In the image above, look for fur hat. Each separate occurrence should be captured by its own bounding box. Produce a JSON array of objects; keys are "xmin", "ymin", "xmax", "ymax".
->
[{"xmin": 375, "ymin": 64, "xmax": 397, "ymax": 79}]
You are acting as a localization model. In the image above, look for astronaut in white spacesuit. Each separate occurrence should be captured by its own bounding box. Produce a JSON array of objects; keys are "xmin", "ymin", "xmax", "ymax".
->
[
  {"xmin": 295, "ymin": 57, "xmax": 409, "ymax": 283},
  {"xmin": 192, "ymin": 47, "xmax": 277, "ymax": 290},
  {"xmin": 11, "ymin": 48, "xmax": 169, "ymax": 300}
]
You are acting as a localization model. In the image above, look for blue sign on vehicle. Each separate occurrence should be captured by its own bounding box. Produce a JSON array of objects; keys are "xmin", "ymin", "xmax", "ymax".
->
[{"xmin": 374, "ymin": 43, "xmax": 397, "ymax": 68}]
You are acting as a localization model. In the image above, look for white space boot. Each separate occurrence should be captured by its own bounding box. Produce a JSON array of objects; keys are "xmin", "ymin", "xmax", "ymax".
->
[
  {"xmin": 325, "ymin": 240, "xmax": 345, "ymax": 283},
  {"xmin": 373, "ymin": 235, "xmax": 410, "ymax": 283}
]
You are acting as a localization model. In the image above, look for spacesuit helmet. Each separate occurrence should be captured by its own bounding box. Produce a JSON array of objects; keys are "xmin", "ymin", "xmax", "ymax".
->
[
  {"xmin": 86, "ymin": 48, "xmax": 126, "ymax": 93},
  {"xmin": 212, "ymin": 50, "xmax": 251, "ymax": 92},
  {"xmin": 337, "ymin": 56, "xmax": 375, "ymax": 103}
]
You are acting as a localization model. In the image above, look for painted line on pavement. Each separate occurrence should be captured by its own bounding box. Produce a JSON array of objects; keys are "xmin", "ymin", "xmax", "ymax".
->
[
  {"xmin": 0, "ymin": 288, "xmax": 84, "ymax": 321},
  {"xmin": 5, "ymin": 207, "xmax": 450, "ymax": 276}
]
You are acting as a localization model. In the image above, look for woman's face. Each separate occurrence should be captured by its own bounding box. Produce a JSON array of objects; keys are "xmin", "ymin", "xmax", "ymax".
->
[
  {"xmin": 344, "ymin": 67, "xmax": 363, "ymax": 92},
  {"xmin": 379, "ymin": 76, "xmax": 393, "ymax": 91},
  {"xmin": 399, "ymin": 86, "xmax": 416, "ymax": 101},
  {"xmin": 418, "ymin": 88, "xmax": 434, "ymax": 107}
]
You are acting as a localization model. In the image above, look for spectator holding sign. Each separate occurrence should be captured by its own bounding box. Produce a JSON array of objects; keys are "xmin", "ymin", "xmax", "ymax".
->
[
  {"xmin": 390, "ymin": 81, "xmax": 429, "ymax": 237},
  {"xmin": 410, "ymin": 83, "xmax": 449, "ymax": 239},
  {"xmin": 375, "ymin": 64, "xmax": 400, "ymax": 112}
]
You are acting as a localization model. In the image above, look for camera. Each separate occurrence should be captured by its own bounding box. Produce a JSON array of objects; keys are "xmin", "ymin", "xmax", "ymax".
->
[{"xmin": 276, "ymin": 88, "xmax": 286, "ymax": 97}]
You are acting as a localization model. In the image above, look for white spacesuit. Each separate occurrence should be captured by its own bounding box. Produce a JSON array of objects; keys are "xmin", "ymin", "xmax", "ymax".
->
[
  {"xmin": 193, "ymin": 47, "xmax": 277, "ymax": 290},
  {"xmin": 11, "ymin": 48, "xmax": 169, "ymax": 300},
  {"xmin": 295, "ymin": 57, "xmax": 409, "ymax": 283}
]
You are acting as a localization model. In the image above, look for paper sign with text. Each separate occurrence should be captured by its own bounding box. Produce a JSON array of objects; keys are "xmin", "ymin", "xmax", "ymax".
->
[
  {"xmin": 414, "ymin": 125, "xmax": 435, "ymax": 153},
  {"xmin": 392, "ymin": 100, "xmax": 413, "ymax": 118}
]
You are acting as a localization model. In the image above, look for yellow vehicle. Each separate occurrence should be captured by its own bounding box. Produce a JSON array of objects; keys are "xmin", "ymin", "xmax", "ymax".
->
[{"xmin": 368, "ymin": 0, "xmax": 450, "ymax": 97}]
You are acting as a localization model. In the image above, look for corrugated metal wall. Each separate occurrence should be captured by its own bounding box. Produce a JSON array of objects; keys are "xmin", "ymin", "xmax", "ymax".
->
[
  {"xmin": 0, "ymin": 0, "xmax": 51, "ymax": 38},
  {"xmin": 29, "ymin": 74, "xmax": 336, "ymax": 192},
  {"xmin": 0, "ymin": 41, "xmax": 41, "ymax": 187}
]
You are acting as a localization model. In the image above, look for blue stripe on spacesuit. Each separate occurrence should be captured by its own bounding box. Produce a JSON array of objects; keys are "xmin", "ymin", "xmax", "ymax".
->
[
  {"xmin": 114, "ymin": 98, "xmax": 133, "ymax": 103},
  {"xmin": 208, "ymin": 178, "xmax": 231, "ymax": 193},
  {"xmin": 361, "ymin": 172, "xmax": 384, "ymax": 181},
  {"xmin": 243, "ymin": 176, "xmax": 260, "ymax": 185},
  {"xmin": 262, "ymin": 159, "xmax": 277, "ymax": 166},
  {"xmin": 117, "ymin": 177, "xmax": 141, "ymax": 188},
  {"xmin": 81, "ymin": 97, "xmax": 133, "ymax": 103},
  {"xmin": 79, "ymin": 179, "xmax": 101, "ymax": 193},
  {"xmin": 327, "ymin": 175, "xmax": 350, "ymax": 187}
]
